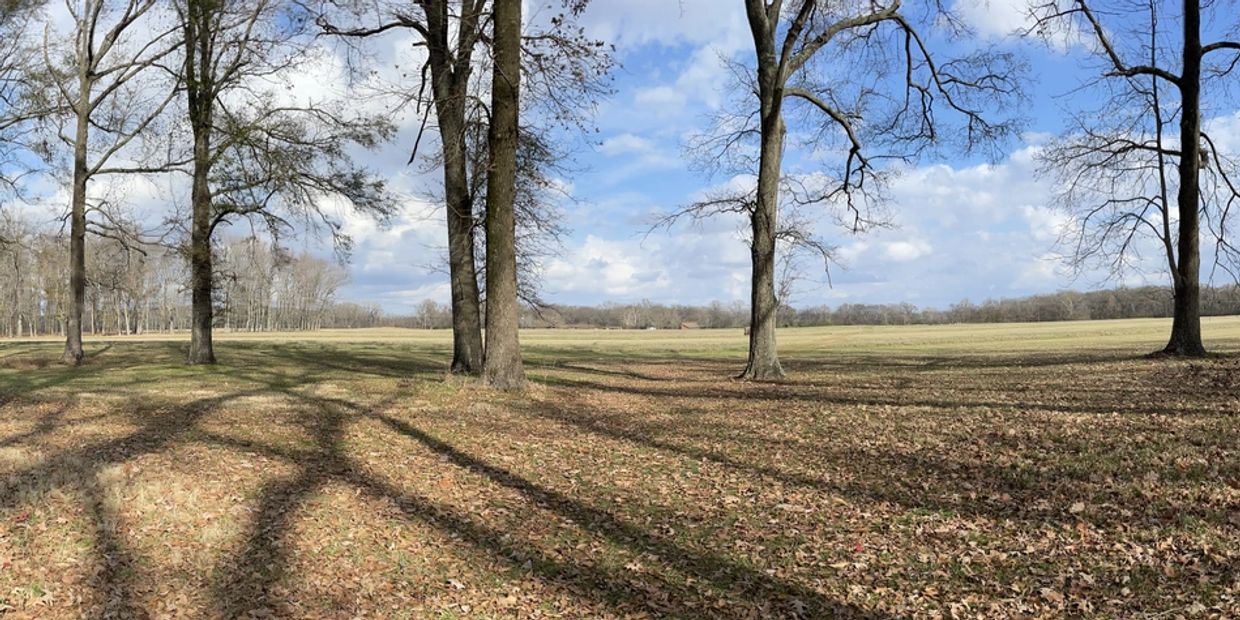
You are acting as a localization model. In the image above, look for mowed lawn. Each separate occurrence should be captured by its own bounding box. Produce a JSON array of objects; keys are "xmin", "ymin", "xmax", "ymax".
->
[{"xmin": 0, "ymin": 319, "xmax": 1238, "ymax": 619}]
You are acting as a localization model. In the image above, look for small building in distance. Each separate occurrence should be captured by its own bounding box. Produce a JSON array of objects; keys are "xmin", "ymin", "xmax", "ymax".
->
[{"xmin": 679, "ymin": 321, "xmax": 700, "ymax": 330}]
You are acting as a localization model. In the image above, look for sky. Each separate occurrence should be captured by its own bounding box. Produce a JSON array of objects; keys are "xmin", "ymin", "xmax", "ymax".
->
[
  {"xmin": 334, "ymin": 0, "xmax": 1100, "ymax": 313},
  {"xmin": 22, "ymin": 0, "xmax": 1240, "ymax": 314}
]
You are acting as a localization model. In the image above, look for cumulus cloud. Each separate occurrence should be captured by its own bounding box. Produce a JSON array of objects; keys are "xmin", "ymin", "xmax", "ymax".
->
[
  {"xmin": 578, "ymin": 0, "xmax": 747, "ymax": 50},
  {"xmin": 1022, "ymin": 205, "xmax": 1069, "ymax": 242},
  {"xmin": 599, "ymin": 134, "xmax": 657, "ymax": 156},
  {"xmin": 954, "ymin": 0, "xmax": 1032, "ymax": 39},
  {"xmin": 544, "ymin": 236, "xmax": 667, "ymax": 297},
  {"xmin": 881, "ymin": 240, "xmax": 933, "ymax": 263}
]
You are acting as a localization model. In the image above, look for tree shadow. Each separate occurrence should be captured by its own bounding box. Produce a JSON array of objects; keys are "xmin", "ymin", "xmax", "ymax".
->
[
  {"xmin": 6, "ymin": 340, "xmax": 1233, "ymax": 617},
  {"xmin": 186, "ymin": 379, "xmax": 896, "ymax": 619},
  {"xmin": 527, "ymin": 360, "xmax": 688, "ymax": 383},
  {"xmin": 81, "ymin": 474, "xmax": 147, "ymax": 619},
  {"xmin": 251, "ymin": 342, "xmax": 447, "ymax": 380},
  {"xmin": 514, "ymin": 382, "xmax": 1238, "ymax": 532},
  {"xmin": 530, "ymin": 369, "xmax": 1227, "ymax": 418},
  {"xmin": 0, "ymin": 387, "xmax": 263, "ymax": 619},
  {"xmin": 0, "ymin": 403, "xmax": 68, "ymax": 449}
]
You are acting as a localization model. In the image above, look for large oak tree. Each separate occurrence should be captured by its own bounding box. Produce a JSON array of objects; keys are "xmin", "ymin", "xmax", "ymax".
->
[
  {"xmin": 313, "ymin": 0, "xmax": 610, "ymax": 375},
  {"xmin": 177, "ymin": 0, "xmax": 392, "ymax": 364},
  {"xmin": 714, "ymin": 0, "xmax": 1023, "ymax": 380},
  {"xmin": 481, "ymin": 0, "xmax": 522, "ymax": 388},
  {"xmin": 1032, "ymin": 0, "xmax": 1240, "ymax": 356}
]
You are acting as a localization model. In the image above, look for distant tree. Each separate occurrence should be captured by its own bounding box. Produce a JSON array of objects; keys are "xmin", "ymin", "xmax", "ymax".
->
[
  {"xmin": 1031, "ymin": 0, "xmax": 1240, "ymax": 356},
  {"xmin": 481, "ymin": 0, "xmax": 523, "ymax": 389},
  {"xmin": 413, "ymin": 299, "xmax": 448, "ymax": 329},
  {"xmin": 687, "ymin": 0, "xmax": 1022, "ymax": 380},
  {"xmin": 0, "ymin": 212, "xmax": 33, "ymax": 337},
  {"xmin": 175, "ymin": 0, "xmax": 393, "ymax": 364}
]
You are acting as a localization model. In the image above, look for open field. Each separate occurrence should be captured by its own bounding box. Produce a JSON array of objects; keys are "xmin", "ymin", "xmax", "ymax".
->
[{"xmin": 0, "ymin": 318, "xmax": 1238, "ymax": 618}]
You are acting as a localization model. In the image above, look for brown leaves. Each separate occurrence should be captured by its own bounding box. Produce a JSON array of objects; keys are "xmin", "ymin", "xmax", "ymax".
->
[{"xmin": 1, "ymin": 337, "xmax": 1239, "ymax": 618}]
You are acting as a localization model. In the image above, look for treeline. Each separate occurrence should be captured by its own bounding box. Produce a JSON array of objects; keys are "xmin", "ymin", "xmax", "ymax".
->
[
  {"xmin": 393, "ymin": 286, "xmax": 1238, "ymax": 330},
  {"xmin": 793, "ymin": 287, "xmax": 1240, "ymax": 327},
  {"xmin": 0, "ymin": 218, "xmax": 374, "ymax": 337}
]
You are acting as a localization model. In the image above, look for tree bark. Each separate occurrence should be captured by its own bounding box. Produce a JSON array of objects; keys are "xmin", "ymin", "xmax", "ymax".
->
[
  {"xmin": 187, "ymin": 127, "xmax": 215, "ymax": 363},
  {"xmin": 482, "ymin": 0, "xmax": 525, "ymax": 390},
  {"xmin": 445, "ymin": 140, "xmax": 485, "ymax": 373},
  {"xmin": 1165, "ymin": 0, "xmax": 1206, "ymax": 357},
  {"xmin": 435, "ymin": 88, "xmax": 483, "ymax": 375},
  {"xmin": 62, "ymin": 59, "xmax": 91, "ymax": 366},
  {"xmin": 741, "ymin": 112, "xmax": 787, "ymax": 381},
  {"xmin": 185, "ymin": 0, "xmax": 215, "ymax": 364},
  {"xmin": 424, "ymin": 0, "xmax": 484, "ymax": 374},
  {"xmin": 740, "ymin": 7, "xmax": 786, "ymax": 381}
]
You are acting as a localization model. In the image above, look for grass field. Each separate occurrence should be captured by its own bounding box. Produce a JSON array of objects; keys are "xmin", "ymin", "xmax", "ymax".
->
[{"xmin": 0, "ymin": 318, "xmax": 1237, "ymax": 618}]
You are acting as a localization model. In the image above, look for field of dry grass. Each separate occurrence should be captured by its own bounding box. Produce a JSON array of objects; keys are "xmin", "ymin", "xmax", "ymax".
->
[{"xmin": 0, "ymin": 318, "xmax": 1238, "ymax": 618}]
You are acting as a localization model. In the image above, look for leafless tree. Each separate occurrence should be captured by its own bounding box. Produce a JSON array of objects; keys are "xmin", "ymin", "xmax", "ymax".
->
[
  {"xmin": 175, "ymin": 0, "xmax": 394, "ymax": 364},
  {"xmin": 0, "ymin": 218, "xmax": 371, "ymax": 336},
  {"xmin": 1031, "ymin": 0, "xmax": 1240, "ymax": 356},
  {"xmin": 313, "ymin": 0, "xmax": 491, "ymax": 373},
  {"xmin": 683, "ymin": 0, "xmax": 1023, "ymax": 380},
  {"xmin": 311, "ymin": 0, "xmax": 611, "ymax": 375},
  {"xmin": 481, "ymin": 0, "xmax": 523, "ymax": 388},
  {"xmin": 0, "ymin": 0, "xmax": 46, "ymax": 195},
  {"xmin": 35, "ymin": 0, "xmax": 180, "ymax": 364},
  {"xmin": 216, "ymin": 236, "xmax": 349, "ymax": 331}
]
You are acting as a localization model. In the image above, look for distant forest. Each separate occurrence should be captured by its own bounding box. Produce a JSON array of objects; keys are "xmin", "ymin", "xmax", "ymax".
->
[
  {"xmin": 3, "ymin": 225, "xmax": 1240, "ymax": 337},
  {"xmin": 398, "ymin": 286, "xmax": 1240, "ymax": 331}
]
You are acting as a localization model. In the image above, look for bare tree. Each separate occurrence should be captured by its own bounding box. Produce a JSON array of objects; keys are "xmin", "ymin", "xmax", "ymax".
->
[
  {"xmin": 216, "ymin": 236, "xmax": 349, "ymax": 331},
  {"xmin": 312, "ymin": 0, "xmax": 610, "ymax": 375},
  {"xmin": 36, "ymin": 0, "xmax": 180, "ymax": 364},
  {"xmin": 481, "ymin": 0, "xmax": 523, "ymax": 388},
  {"xmin": 687, "ymin": 0, "xmax": 1022, "ymax": 380},
  {"xmin": 314, "ymin": 0, "xmax": 489, "ymax": 373},
  {"xmin": 176, "ymin": 0, "xmax": 393, "ymax": 364},
  {"xmin": 1031, "ymin": 0, "xmax": 1240, "ymax": 356},
  {"xmin": 0, "ymin": 0, "xmax": 46, "ymax": 195}
]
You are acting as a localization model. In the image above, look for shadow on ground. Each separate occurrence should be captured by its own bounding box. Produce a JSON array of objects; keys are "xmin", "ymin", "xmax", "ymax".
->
[{"xmin": 0, "ymin": 339, "xmax": 1236, "ymax": 618}]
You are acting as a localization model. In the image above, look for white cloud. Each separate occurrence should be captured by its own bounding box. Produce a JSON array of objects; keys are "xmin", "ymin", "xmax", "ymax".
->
[
  {"xmin": 633, "ymin": 86, "xmax": 687, "ymax": 110},
  {"xmin": 881, "ymin": 240, "xmax": 933, "ymax": 263},
  {"xmin": 544, "ymin": 235, "xmax": 670, "ymax": 297},
  {"xmin": 1013, "ymin": 253, "xmax": 1064, "ymax": 289},
  {"xmin": 1022, "ymin": 205, "xmax": 1068, "ymax": 242},
  {"xmin": 599, "ymin": 133, "xmax": 657, "ymax": 156},
  {"xmin": 579, "ymin": 0, "xmax": 747, "ymax": 50},
  {"xmin": 954, "ymin": 0, "xmax": 1031, "ymax": 39}
]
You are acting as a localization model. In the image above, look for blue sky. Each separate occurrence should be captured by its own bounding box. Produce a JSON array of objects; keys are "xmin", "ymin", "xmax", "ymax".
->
[
  {"xmin": 328, "ymin": 1, "xmax": 1067, "ymax": 312},
  {"xmin": 258, "ymin": 1, "xmax": 1240, "ymax": 313}
]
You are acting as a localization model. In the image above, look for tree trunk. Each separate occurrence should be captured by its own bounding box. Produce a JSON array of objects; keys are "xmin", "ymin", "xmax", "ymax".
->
[
  {"xmin": 740, "ymin": 55, "xmax": 787, "ymax": 380},
  {"xmin": 185, "ymin": 0, "xmax": 216, "ymax": 364},
  {"xmin": 12, "ymin": 248, "xmax": 21, "ymax": 338},
  {"xmin": 741, "ymin": 116, "xmax": 786, "ymax": 380},
  {"xmin": 482, "ymin": 0, "xmax": 525, "ymax": 390},
  {"xmin": 1165, "ymin": 0, "xmax": 1207, "ymax": 357},
  {"xmin": 440, "ymin": 107, "xmax": 484, "ymax": 374},
  {"xmin": 424, "ymin": 0, "xmax": 484, "ymax": 374},
  {"xmin": 738, "ymin": 3, "xmax": 787, "ymax": 381},
  {"xmin": 187, "ymin": 116, "xmax": 215, "ymax": 364},
  {"xmin": 62, "ymin": 77, "xmax": 91, "ymax": 366}
]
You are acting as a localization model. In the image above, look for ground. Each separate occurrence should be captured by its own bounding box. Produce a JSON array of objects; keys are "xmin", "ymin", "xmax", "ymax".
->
[{"xmin": 0, "ymin": 319, "xmax": 1237, "ymax": 619}]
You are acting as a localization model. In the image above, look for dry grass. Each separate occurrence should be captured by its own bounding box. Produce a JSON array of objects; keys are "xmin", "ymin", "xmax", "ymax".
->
[{"xmin": 0, "ymin": 319, "xmax": 1237, "ymax": 618}]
